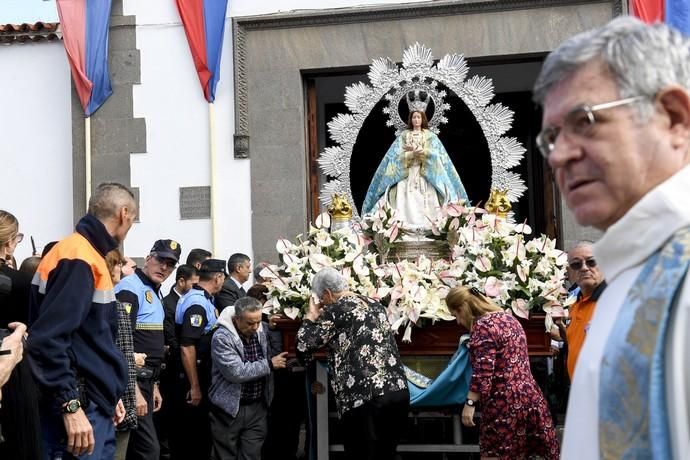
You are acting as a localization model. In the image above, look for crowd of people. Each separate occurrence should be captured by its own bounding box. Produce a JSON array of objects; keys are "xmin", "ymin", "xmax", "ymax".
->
[
  {"xmin": 1, "ymin": 14, "xmax": 689, "ymax": 460},
  {"xmin": 0, "ymin": 184, "xmax": 303, "ymax": 460},
  {"xmin": 0, "ymin": 197, "xmax": 603, "ymax": 460}
]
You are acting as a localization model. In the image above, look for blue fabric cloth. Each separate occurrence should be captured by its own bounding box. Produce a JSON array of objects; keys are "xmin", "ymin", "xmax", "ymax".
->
[
  {"xmin": 362, "ymin": 129, "xmax": 469, "ymax": 215},
  {"xmin": 599, "ymin": 226, "xmax": 690, "ymax": 459},
  {"xmin": 667, "ymin": 0, "xmax": 690, "ymax": 36},
  {"xmin": 85, "ymin": 0, "xmax": 113, "ymax": 116},
  {"xmin": 203, "ymin": 0, "xmax": 228, "ymax": 102},
  {"xmin": 408, "ymin": 345, "xmax": 473, "ymax": 407}
]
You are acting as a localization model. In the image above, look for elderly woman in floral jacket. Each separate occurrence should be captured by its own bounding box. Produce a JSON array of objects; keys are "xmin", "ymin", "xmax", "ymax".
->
[
  {"xmin": 297, "ymin": 267, "xmax": 409, "ymax": 460},
  {"xmin": 208, "ymin": 297, "xmax": 287, "ymax": 460}
]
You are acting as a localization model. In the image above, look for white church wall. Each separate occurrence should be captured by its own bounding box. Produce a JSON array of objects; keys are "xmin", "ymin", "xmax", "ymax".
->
[
  {"xmin": 0, "ymin": 41, "xmax": 73, "ymax": 263},
  {"xmin": 123, "ymin": 0, "xmax": 249, "ymax": 277}
]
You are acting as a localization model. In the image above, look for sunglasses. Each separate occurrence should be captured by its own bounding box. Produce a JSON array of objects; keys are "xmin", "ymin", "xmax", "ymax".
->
[
  {"xmin": 568, "ymin": 258, "xmax": 597, "ymax": 271},
  {"xmin": 14, "ymin": 233, "xmax": 24, "ymax": 244}
]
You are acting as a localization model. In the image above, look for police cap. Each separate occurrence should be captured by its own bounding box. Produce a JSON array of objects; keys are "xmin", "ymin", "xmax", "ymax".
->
[
  {"xmin": 150, "ymin": 239, "xmax": 181, "ymax": 262},
  {"xmin": 199, "ymin": 259, "xmax": 228, "ymax": 276}
]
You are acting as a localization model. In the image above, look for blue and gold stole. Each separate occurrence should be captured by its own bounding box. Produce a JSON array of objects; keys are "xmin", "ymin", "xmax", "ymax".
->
[{"xmin": 599, "ymin": 226, "xmax": 690, "ymax": 459}]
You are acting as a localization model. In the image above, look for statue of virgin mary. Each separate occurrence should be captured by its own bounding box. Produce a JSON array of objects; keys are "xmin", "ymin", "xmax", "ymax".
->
[{"xmin": 362, "ymin": 93, "xmax": 468, "ymax": 228}]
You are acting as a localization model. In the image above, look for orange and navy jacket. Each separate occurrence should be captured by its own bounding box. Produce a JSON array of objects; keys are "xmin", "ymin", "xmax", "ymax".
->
[{"xmin": 28, "ymin": 214, "xmax": 127, "ymax": 415}]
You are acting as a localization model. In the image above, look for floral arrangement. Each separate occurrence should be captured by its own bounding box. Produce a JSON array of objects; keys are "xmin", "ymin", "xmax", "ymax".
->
[
  {"xmin": 358, "ymin": 202, "xmax": 403, "ymax": 258},
  {"xmin": 260, "ymin": 218, "xmax": 377, "ymax": 320},
  {"xmin": 261, "ymin": 201, "xmax": 570, "ymax": 341}
]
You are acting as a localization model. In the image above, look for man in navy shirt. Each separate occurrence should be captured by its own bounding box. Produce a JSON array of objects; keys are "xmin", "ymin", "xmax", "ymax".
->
[
  {"xmin": 171, "ymin": 258, "xmax": 226, "ymax": 459},
  {"xmin": 29, "ymin": 183, "xmax": 136, "ymax": 458}
]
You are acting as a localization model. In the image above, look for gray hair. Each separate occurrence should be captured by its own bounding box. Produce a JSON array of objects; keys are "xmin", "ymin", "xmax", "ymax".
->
[
  {"xmin": 311, "ymin": 267, "xmax": 348, "ymax": 297},
  {"xmin": 534, "ymin": 16, "xmax": 690, "ymax": 120},
  {"xmin": 567, "ymin": 240, "xmax": 594, "ymax": 255},
  {"xmin": 88, "ymin": 182, "xmax": 137, "ymax": 221},
  {"xmin": 234, "ymin": 296, "xmax": 262, "ymax": 317},
  {"xmin": 253, "ymin": 262, "xmax": 269, "ymax": 284},
  {"xmin": 227, "ymin": 253, "xmax": 250, "ymax": 273}
]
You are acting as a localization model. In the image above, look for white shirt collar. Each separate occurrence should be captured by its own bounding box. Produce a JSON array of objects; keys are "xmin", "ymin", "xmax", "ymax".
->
[
  {"xmin": 594, "ymin": 165, "xmax": 690, "ymax": 283},
  {"xmin": 230, "ymin": 275, "xmax": 244, "ymax": 289}
]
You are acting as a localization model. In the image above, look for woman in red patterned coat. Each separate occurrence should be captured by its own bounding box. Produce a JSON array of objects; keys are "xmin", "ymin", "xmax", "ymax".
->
[{"xmin": 446, "ymin": 286, "xmax": 560, "ymax": 459}]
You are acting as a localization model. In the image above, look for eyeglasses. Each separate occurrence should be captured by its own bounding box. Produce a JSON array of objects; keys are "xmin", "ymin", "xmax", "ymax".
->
[
  {"xmin": 568, "ymin": 258, "xmax": 597, "ymax": 271},
  {"xmin": 13, "ymin": 233, "xmax": 24, "ymax": 244},
  {"xmin": 536, "ymin": 96, "xmax": 645, "ymax": 158},
  {"xmin": 153, "ymin": 255, "xmax": 177, "ymax": 269}
]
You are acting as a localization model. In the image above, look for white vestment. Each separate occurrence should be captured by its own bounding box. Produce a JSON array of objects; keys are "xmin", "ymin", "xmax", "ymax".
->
[{"xmin": 561, "ymin": 165, "xmax": 690, "ymax": 459}]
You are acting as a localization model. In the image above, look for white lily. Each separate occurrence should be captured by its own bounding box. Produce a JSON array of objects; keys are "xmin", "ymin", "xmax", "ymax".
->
[{"xmin": 315, "ymin": 212, "xmax": 331, "ymax": 229}]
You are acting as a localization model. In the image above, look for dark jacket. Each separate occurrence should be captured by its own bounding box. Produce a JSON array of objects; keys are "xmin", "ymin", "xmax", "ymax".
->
[
  {"xmin": 0, "ymin": 264, "xmax": 31, "ymax": 327},
  {"xmin": 0, "ymin": 265, "xmax": 42, "ymax": 460},
  {"xmin": 28, "ymin": 214, "xmax": 126, "ymax": 415},
  {"xmin": 214, "ymin": 277, "xmax": 246, "ymax": 312},
  {"xmin": 162, "ymin": 289, "xmax": 180, "ymax": 351}
]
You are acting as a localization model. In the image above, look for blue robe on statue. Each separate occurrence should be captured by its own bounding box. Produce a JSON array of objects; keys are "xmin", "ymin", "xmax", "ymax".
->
[{"xmin": 362, "ymin": 129, "xmax": 469, "ymax": 216}]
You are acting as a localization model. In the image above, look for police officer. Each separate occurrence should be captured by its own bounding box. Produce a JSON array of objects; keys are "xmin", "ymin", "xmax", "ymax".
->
[
  {"xmin": 171, "ymin": 258, "xmax": 225, "ymax": 459},
  {"xmin": 115, "ymin": 239, "xmax": 181, "ymax": 460}
]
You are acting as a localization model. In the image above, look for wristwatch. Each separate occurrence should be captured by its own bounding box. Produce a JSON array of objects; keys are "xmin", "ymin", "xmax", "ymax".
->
[
  {"xmin": 465, "ymin": 399, "xmax": 477, "ymax": 407},
  {"xmin": 62, "ymin": 399, "xmax": 81, "ymax": 414}
]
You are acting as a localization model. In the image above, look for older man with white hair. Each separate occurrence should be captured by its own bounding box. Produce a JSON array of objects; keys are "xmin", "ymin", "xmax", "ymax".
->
[
  {"xmin": 297, "ymin": 267, "xmax": 408, "ymax": 460},
  {"xmin": 534, "ymin": 16, "xmax": 690, "ymax": 460}
]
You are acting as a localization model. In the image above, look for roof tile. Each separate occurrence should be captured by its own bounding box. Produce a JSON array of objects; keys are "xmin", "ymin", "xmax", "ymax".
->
[{"xmin": 0, "ymin": 22, "xmax": 61, "ymax": 45}]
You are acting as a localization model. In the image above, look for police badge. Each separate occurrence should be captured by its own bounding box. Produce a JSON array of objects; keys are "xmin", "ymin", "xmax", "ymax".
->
[
  {"xmin": 145, "ymin": 290, "xmax": 153, "ymax": 303},
  {"xmin": 190, "ymin": 314, "xmax": 203, "ymax": 327}
]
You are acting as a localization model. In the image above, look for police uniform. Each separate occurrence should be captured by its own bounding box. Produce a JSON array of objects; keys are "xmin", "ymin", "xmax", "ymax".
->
[
  {"xmin": 171, "ymin": 259, "xmax": 223, "ymax": 460},
  {"xmin": 176, "ymin": 287, "xmax": 218, "ymax": 367},
  {"xmin": 115, "ymin": 239, "xmax": 181, "ymax": 460}
]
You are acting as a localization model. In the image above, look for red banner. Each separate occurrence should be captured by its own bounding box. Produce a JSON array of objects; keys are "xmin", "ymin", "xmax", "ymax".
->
[{"xmin": 630, "ymin": 0, "xmax": 664, "ymax": 23}]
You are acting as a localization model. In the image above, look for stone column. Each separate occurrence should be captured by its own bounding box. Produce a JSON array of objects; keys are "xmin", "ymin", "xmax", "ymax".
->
[{"xmin": 71, "ymin": 0, "xmax": 146, "ymax": 222}]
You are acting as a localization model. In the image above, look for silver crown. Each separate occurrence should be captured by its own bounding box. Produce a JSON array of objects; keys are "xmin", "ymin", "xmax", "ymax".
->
[{"xmin": 406, "ymin": 89, "xmax": 430, "ymax": 113}]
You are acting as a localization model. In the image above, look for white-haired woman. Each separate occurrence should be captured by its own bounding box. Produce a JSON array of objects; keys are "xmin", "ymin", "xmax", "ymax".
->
[{"xmin": 297, "ymin": 267, "xmax": 409, "ymax": 460}]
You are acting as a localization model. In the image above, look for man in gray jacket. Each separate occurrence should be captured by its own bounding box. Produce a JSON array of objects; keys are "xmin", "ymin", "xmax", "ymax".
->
[{"xmin": 208, "ymin": 297, "xmax": 287, "ymax": 460}]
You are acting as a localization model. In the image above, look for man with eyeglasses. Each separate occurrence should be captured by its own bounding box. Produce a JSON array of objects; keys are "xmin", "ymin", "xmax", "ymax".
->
[
  {"xmin": 562, "ymin": 241, "xmax": 605, "ymax": 380},
  {"xmin": 115, "ymin": 239, "xmax": 181, "ymax": 460},
  {"xmin": 534, "ymin": 17, "xmax": 690, "ymax": 460}
]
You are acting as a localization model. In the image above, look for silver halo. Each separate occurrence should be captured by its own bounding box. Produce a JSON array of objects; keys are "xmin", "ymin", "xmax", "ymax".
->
[{"xmin": 317, "ymin": 42, "xmax": 527, "ymax": 218}]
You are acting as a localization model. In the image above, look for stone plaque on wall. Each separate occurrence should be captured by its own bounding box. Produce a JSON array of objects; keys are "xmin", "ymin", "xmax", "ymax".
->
[{"xmin": 179, "ymin": 186, "xmax": 211, "ymax": 219}]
